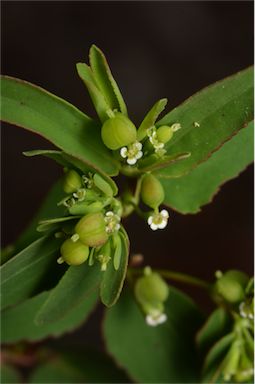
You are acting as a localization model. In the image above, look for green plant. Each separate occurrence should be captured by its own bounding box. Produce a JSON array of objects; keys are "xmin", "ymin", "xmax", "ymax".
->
[{"xmin": 1, "ymin": 45, "xmax": 254, "ymax": 383}]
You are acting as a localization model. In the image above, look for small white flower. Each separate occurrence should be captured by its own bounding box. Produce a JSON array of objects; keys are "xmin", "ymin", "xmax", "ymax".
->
[
  {"xmin": 105, "ymin": 211, "xmax": 121, "ymax": 234},
  {"xmin": 171, "ymin": 123, "xmax": 181, "ymax": 132},
  {"xmin": 148, "ymin": 209, "xmax": 169, "ymax": 230},
  {"xmin": 239, "ymin": 301, "xmax": 254, "ymax": 319},
  {"xmin": 73, "ymin": 188, "xmax": 86, "ymax": 202},
  {"xmin": 97, "ymin": 253, "xmax": 111, "ymax": 271},
  {"xmin": 120, "ymin": 141, "xmax": 143, "ymax": 165},
  {"xmin": 146, "ymin": 313, "xmax": 167, "ymax": 327},
  {"xmin": 147, "ymin": 127, "xmax": 165, "ymax": 153}
]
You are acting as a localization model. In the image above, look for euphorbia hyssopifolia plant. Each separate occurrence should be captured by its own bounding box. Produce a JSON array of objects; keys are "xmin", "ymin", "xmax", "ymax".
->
[{"xmin": 1, "ymin": 45, "xmax": 254, "ymax": 384}]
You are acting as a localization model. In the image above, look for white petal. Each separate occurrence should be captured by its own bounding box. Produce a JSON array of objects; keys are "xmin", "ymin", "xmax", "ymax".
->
[
  {"xmin": 146, "ymin": 315, "xmax": 158, "ymax": 326},
  {"xmin": 120, "ymin": 147, "xmax": 128, "ymax": 158},
  {"xmin": 136, "ymin": 151, "xmax": 143, "ymax": 159},
  {"xmin": 127, "ymin": 157, "xmax": 137, "ymax": 165},
  {"xmin": 171, "ymin": 123, "xmax": 181, "ymax": 132},
  {"xmin": 148, "ymin": 216, "xmax": 153, "ymax": 225},
  {"xmin": 106, "ymin": 211, "xmax": 114, "ymax": 217},
  {"xmin": 161, "ymin": 209, "xmax": 169, "ymax": 218},
  {"xmin": 136, "ymin": 142, "xmax": 143, "ymax": 150},
  {"xmin": 157, "ymin": 313, "xmax": 167, "ymax": 324},
  {"xmin": 150, "ymin": 223, "xmax": 158, "ymax": 231},
  {"xmin": 146, "ymin": 314, "xmax": 167, "ymax": 326},
  {"xmin": 157, "ymin": 220, "xmax": 168, "ymax": 229},
  {"xmin": 154, "ymin": 142, "xmax": 164, "ymax": 149}
]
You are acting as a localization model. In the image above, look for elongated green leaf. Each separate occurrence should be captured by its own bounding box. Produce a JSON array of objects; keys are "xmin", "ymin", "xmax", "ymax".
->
[
  {"xmin": 1, "ymin": 290, "xmax": 98, "ymax": 343},
  {"xmin": 89, "ymin": 45, "xmax": 128, "ymax": 116},
  {"xmin": 29, "ymin": 347, "xmax": 129, "ymax": 383},
  {"xmin": 100, "ymin": 230, "xmax": 129, "ymax": 307},
  {"xmin": 160, "ymin": 122, "xmax": 254, "ymax": 213},
  {"xmin": 137, "ymin": 98, "xmax": 168, "ymax": 141},
  {"xmin": 37, "ymin": 216, "xmax": 80, "ymax": 232},
  {"xmin": 35, "ymin": 262, "xmax": 101, "ymax": 324},
  {"xmin": 196, "ymin": 308, "xmax": 232, "ymax": 354},
  {"xmin": 156, "ymin": 66, "xmax": 253, "ymax": 178},
  {"xmin": 24, "ymin": 149, "xmax": 118, "ymax": 196},
  {"xmin": 202, "ymin": 333, "xmax": 234, "ymax": 381},
  {"xmin": 104, "ymin": 286, "xmax": 203, "ymax": 383},
  {"xmin": 1, "ymin": 76, "xmax": 119, "ymax": 175},
  {"xmin": 1, "ymin": 236, "xmax": 62, "ymax": 310},
  {"xmin": 76, "ymin": 63, "xmax": 110, "ymax": 123}
]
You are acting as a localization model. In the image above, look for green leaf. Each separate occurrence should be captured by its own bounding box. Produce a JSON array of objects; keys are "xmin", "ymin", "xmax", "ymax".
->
[
  {"xmin": 0, "ymin": 364, "xmax": 21, "ymax": 383},
  {"xmin": 0, "ymin": 236, "xmax": 62, "ymax": 310},
  {"xmin": 100, "ymin": 230, "xmax": 129, "ymax": 307},
  {"xmin": 1, "ymin": 290, "xmax": 98, "ymax": 343},
  {"xmin": 35, "ymin": 262, "xmax": 101, "ymax": 324},
  {"xmin": 160, "ymin": 121, "xmax": 254, "ymax": 213},
  {"xmin": 196, "ymin": 308, "xmax": 232, "ymax": 354},
  {"xmin": 28, "ymin": 347, "xmax": 129, "ymax": 383},
  {"xmin": 76, "ymin": 62, "xmax": 111, "ymax": 123},
  {"xmin": 24, "ymin": 149, "xmax": 118, "ymax": 196},
  {"xmin": 37, "ymin": 216, "xmax": 80, "ymax": 232},
  {"xmin": 137, "ymin": 98, "xmax": 168, "ymax": 141},
  {"xmin": 156, "ymin": 66, "xmax": 253, "ymax": 178},
  {"xmin": 103, "ymin": 286, "xmax": 203, "ymax": 383},
  {"xmin": 1, "ymin": 76, "xmax": 119, "ymax": 176},
  {"xmin": 202, "ymin": 333, "xmax": 234, "ymax": 382},
  {"xmin": 89, "ymin": 45, "xmax": 128, "ymax": 116}
]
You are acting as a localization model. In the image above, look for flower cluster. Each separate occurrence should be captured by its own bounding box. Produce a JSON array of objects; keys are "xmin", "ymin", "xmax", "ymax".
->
[{"xmin": 48, "ymin": 169, "xmax": 123, "ymax": 271}]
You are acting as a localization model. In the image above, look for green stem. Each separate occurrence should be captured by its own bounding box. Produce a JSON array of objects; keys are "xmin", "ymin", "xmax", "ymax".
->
[{"xmin": 128, "ymin": 267, "xmax": 210, "ymax": 290}]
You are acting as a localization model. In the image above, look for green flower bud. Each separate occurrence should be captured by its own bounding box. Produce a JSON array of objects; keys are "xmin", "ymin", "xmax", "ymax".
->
[
  {"xmin": 60, "ymin": 238, "xmax": 89, "ymax": 266},
  {"xmin": 135, "ymin": 268, "xmax": 169, "ymax": 305},
  {"xmin": 141, "ymin": 174, "xmax": 165, "ymax": 209},
  {"xmin": 156, "ymin": 125, "xmax": 173, "ymax": 144},
  {"xmin": 63, "ymin": 170, "xmax": 82, "ymax": 194},
  {"xmin": 75, "ymin": 212, "xmax": 108, "ymax": 247},
  {"xmin": 101, "ymin": 112, "xmax": 137, "ymax": 150},
  {"xmin": 215, "ymin": 270, "xmax": 249, "ymax": 304}
]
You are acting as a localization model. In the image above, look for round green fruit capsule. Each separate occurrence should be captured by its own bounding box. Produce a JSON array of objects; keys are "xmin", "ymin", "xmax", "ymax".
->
[
  {"xmin": 75, "ymin": 212, "xmax": 108, "ymax": 247},
  {"xmin": 141, "ymin": 173, "xmax": 165, "ymax": 209},
  {"xmin": 63, "ymin": 170, "xmax": 82, "ymax": 194},
  {"xmin": 101, "ymin": 113, "xmax": 137, "ymax": 150},
  {"xmin": 60, "ymin": 238, "xmax": 89, "ymax": 266},
  {"xmin": 156, "ymin": 125, "xmax": 173, "ymax": 144},
  {"xmin": 135, "ymin": 272, "xmax": 169, "ymax": 305},
  {"xmin": 215, "ymin": 270, "xmax": 249, "ymax": 304}
]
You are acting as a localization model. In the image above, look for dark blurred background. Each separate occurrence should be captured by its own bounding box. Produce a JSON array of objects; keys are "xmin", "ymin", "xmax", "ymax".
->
[{"xmin": 1, "ymin": 0, "xmax": 254, "ymax": 345}]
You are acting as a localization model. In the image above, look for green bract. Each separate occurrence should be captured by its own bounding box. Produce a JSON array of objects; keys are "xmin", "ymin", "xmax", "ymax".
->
[
  {"xmin": 101, "ymin": 113, "xmax": 137, "ymax": 150},
  {"xmin": 75, "ymin": 212, "xmax": 108, "ymax": 247},
  {"xmin": 60, "ymin": 238, "xmax": 89, "ymax": 266}
]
